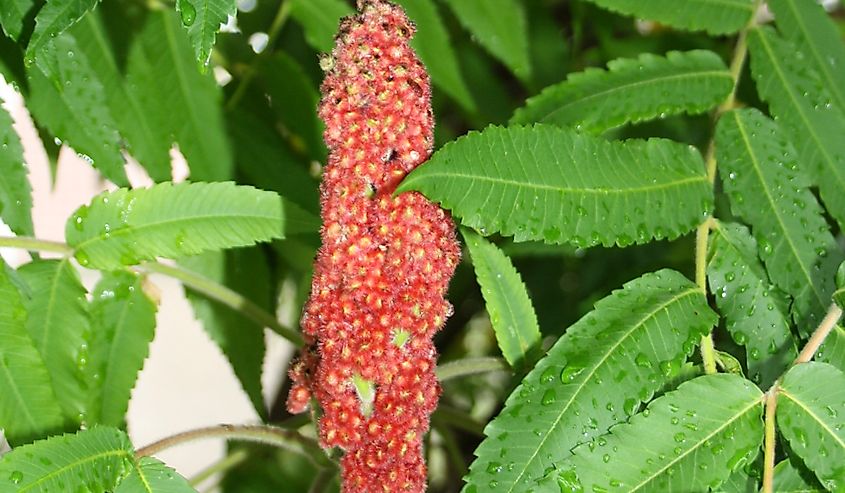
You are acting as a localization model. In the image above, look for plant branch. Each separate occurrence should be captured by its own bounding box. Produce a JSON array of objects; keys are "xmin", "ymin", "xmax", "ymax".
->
[
  {"xmin": 761, "ymin": 387, "xmax": 778, "ymax": 493},
  {"xmin": 435, "ymin": 357, "xmax": 509, "ymax": 382},
  {"xmin": 794, "ymin": 303, "xmax": 843, "ymax": 365},
  {"xmin": 189, "ymin": 448, "xmax": 249, "ymax": 487},
  {"xmin": 0, "ymin": 235, "xmax": 73, "ymax": 256},
  {"xmin": 138, "ymin": 261, "xmax": 304, "ymax": 346},
  {"xmin": 135, "ymin": 424, "xmax": 327, "ymax": 466}
]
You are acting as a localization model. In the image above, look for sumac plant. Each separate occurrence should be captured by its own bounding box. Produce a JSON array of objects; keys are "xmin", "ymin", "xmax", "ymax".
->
[{"xmin": 0, "ymin": 0, "xmax": 844, "ymax": 491}]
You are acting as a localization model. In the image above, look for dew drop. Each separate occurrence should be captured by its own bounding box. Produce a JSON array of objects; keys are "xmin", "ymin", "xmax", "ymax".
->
[{"xmin": 178, "ymin": 0, "xmax": 197, "ymax": 25}]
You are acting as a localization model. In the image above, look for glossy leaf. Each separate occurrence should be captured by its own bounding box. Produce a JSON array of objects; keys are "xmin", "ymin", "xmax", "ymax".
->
[
  {"xmin": 462, "ymin": 227, "xmax": 541, "ymax": 368},
  {"xmin": 17, "ymin": 259, "xmax": 90, "ymax": 426},
  {"xmin": 0, "ymin": 0, "xmax": 33, "ymax": 39},
  {"xmin": 25, "ymin": 0, "xmax": 99, "ymax": 61},
  {"xmin": 512, "ymin": 50, "xmax": 732, "ymax": 133},
  {"xmin": 777, "ymin": 362, "xmax": 845, "ymax": 491},
  {"xmin": 27, "ymin": 34, "xmax": 127, "ymax": 185},
  {"xmin": 289, "ymin": 0, "xmax": 352, "ymax": 53},
  {"xmin": 463, "ymin": 269, "xmax": 718, "ymax": 492},
  {"xmin": 85, "ymin": 270, "xmax": 157, "ymax": 428},
  {"xmin": 126, "ymin": 10, "xmax": 232, "ymax": 181},
  {"xmin": 398, "ymin": 125, "xmax": 712, "ymax": 248},
  {"xmin": 707, "ymin": 221, "xmax": 796, "ymax": 388},
  {"xmin": 0, "ymin": 260, "xmax": 64, "ymax": 446},
  {"xmin": 748, "ymin": 27, "xmax": 845, "ymax": 232},
  {"xmin": 114, "ymin": 457, "xmax": 195, "ymax": 493},
  {"xmin": 715, "ymin": 108, "xmax": 840, "ymax": 333},
  {"xmin": 445, "ymin": 0, "xmax": 531, "ymax": 82},
  {"xmin": 0, "ymin": 426, "xmax": 133, "ymax": 491},
  {"xmin": 65, "ymin": 181, "xmax": 284, "ymax": 270},
  {"xmin": 772, "ymin": 459, "xmax": 826, "ymax": 493},
  {"xmin": 581, "ymin": 0, "xmax": 755, "ymax": 35},
  {"xmin": 0, "ymin": 99, "xmax": 33, "ymax": 236},
  {"xmin": 818, "ymin": 325, "xmax": 845, "ymax": 372},
  {"xmin": 177, "ymin": 0, "xmax": 235, "ymax": 65}
]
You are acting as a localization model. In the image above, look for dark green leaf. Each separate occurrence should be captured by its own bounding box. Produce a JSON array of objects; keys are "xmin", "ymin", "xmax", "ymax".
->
[
  {"xmin": 176, "ymin": 0, "xmax": 236, "ymax": 65},
  {"xmin": 817, "ymin": 325, "xmax": 845, "ymax": 372},
  {"xmin": 708, "ymin": 221, "xmax": 796, "ymax": 388},
  {"xmin": 772, "ymin": 458, "xmax": 826, "ymax": 493},
  {"xmin": 0, "ymin": 260, "xmax": 64, "ymax": 446},
  {"xmin": 289, "ymin": 0, "xmax": 352, "ymax": 53},
  {"xmin": 461, "ymin": 227, "xmax": 541, "ymax": 368},
  {"xmin": 398, "ymin": 125, "xmax": 712, "ymax": 248},
  {"xmin": 0, "ymin": 99, "xmax": 33, "ymax": 236},
  {"xmin": 581, "ymin": 0, "xmax": 755, "ymax": 35},
  {"xmin": 715, "ymin": 108, "xmax": 840, "ymax": 333},
  {"xmin": 0, "ymin": 0, "xmax": 32, "ymax": 40},
  {"xmin": 512, "ymin": 50, "xmax": 732, "ymax": 133},
  {"xmin": 463, "ymin": 269, "xmax": 718, "ymax": 492},
  {"xmin": 558, "ymin": 375, "xmax": 763, "ymax": 492},
  {"xmin": 25, "ymin": 0, "xmax": 99, "ymax": 61},
  {"xmin": 777, "ymin": 362, "xmax": 845, "ymax": 491},
  {"xmin": 65, "ymin": 181, "xmax": 284, "ymax": 270},
  {"xmin": 86, "ymin": 270, "xmax": 157, "ymax": 428},
  {"xmin": 114, "ymin": 457, "xmax": 196, "ymax": 493}
]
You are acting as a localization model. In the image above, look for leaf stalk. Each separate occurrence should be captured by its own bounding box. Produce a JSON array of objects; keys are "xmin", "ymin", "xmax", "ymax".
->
[
  {"xmin": 761, "ymin": 386, "xmax": 778, "ymax": 493},
  {"xmin": 0, "ymin": 235, "xmax": 73, "ymax": 256}
]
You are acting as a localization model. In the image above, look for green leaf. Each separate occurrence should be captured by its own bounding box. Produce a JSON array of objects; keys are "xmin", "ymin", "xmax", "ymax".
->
[
  {"xmin": 715, "ymin": 108, "xmax": 840, "ymax": 333},
  {"xmin": 0, "ymin": 0, "xmax": 33, "ymax": 39},
  {"xmin": 772, "ymin": 459, "xmax": 826, "ymax": 493},
  {"xmin": 511, "ymin": 50, "xmax": 733, "ymax": 133},
  {"xmin": 289, "ymin": 0, "xmax": 352, "ymax": 53},
  {"xmin": 394, "ymin": 0, "xmax": 475, "ymax": 112},
  {"xmin": 707, "ymin": 221, "xmax": 797, "ymax": 388},
  {"xmin": 126, "ymin": 10, "xmax": 232, "ymax": 181},
  {"xmin": 176, "ymin": 0, "xmax": 235, "ymax": 65},
  {"xmin": 715, "ymin": 466, "xmax": 759, "ymax": 493},
  {"xmin": 581, "ymin": 0, "xmax": 755, "ymax": 35},
  {"xmin": 461, "ymin": 227, "xmax": 541, "ymax": 369},
  {"xmin": 557, "ymin": 374, "xmax": 763, "ymax": 492},
  {"xmin": 114, "ymin": 457, "xmax": 196, "ymax": 493},
  {"xmin": 445, "ymin": 0, "xmax": 531, "ymax": 82},
  {"xmin": 747, "ymin": 26, "xmax": 845, "ymax": 231},
  {"xmin": 27, "ymin": 34, "xmax": 127, "ymax": 185},
  {"xmin": 85, "ymin": 270, "xmax": 157, "ymax": 428},
  {"xmin": 398, "ymin": 125, "xmax": 712, "ymax": 248},
  {"xmin": 17, "ymin": 259, "xmax": 90, "ymax": 426},
  {"xmin": 818, "ymin": 325, "xmax": 845, "ymax": 372},
  {"xmin": 65, "ymin": 181, "xmax": 284, "ymax": 270},
  {"xmin": 768, "ymin": 0, "xmax": 845, "ymax": 113},
  {"xmin": 0, "ymin": 426, "xmax": 133, "ymax": 491},
  {"xmin": 463, "ymin": 269, "xmax": 718, "ymax": 492},
  {"xmin": 0, "ymin": 260, "xmax": 64, "ymax": 446},
  {"xmin": 25, "ymin": 0, "xmax": 99, "ymax": 62},
  {"xmin": 0, "ymin": 99, "xmax": 33, "ymax": 236},
  {"xmin": 777, "ymin": 362, "xmax": 845, "ymax": 491},
  {"xmin": 69, "ymin": 13, "xmax": 172, "ymax": 182},
  {"xmin": 180, "ymin": 249, "xmax": 269, "ymax": 419}
]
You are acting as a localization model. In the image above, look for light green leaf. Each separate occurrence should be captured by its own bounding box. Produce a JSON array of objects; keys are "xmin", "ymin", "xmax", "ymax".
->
[
  {"xmin": 777, "ymin": 362, "xmax": 845, "ymax": 491},
  {"xmin": 714, "ymin": 466, "xmax": 759, "ymax": 493},
  {"xmin": 180, "ymin": 249, "xmax": 269, "ymax": 419},
  {"xmin": 17, "ymin": 259, "xmax": 89, "ymax": 426},
  {"xmin": 511, "ymin": 50, "xmax": 732, "ymax": 133},
  {"xmin": 27, "ymin": 34, "xmax": 127, "ymax": 185},
  {"xmin": 708, "ymin": 221, "xmax": 796, "ymax": 388},
  {"xmin": 70, "ymin": 12, "xmax": 172, "ymax": 182},
  {"xmin": 0, "ymin": 99, "xmax": 33, "ymax": 236},
  {"xmin": 0, "ymin": 0, "xmax": 33, "ymax": 39},
  {"xmin": 395, "ymin": 0, "xmax": 475, "ymax": 112},
  {"xmin": 581, "ymin": 0, "xmax": 755, "ymax": 35},
  {"xmin": 65, "ymin": 181, "xmax": 284, "ymax": 270},
  {"xmin": 748, "ymin": 26, "xmax": 845, "ymax": 232},
  {"xmin": 445, "ymin": 0, "xmax": 531, "ymax": 82},
  {"xmin": 25, "ymin": 0, "xmax": 99, "ymax": 61},
  {"xmin": 463, "ymin": 269, "xmax": 718, "ymax": 492},
  {"xmin": 0, "ymin": 426, "xmax": 133, "ymax": 491},
  {"xmin": 86, "ymin": 270, "xmax": 157, "ymax": 428},
  {"xmin": 558, "ymin": 374, "xmax": 763, "ymax": 492},
  {"xmin": 398, "ymin": 125, "xmax": 712, "ymax": 248},
  {"xmin": 772, "ymin": 459, "xmax": 826, "ymax": 493},
  {"xmin": 818, "ymin": 325, "xmax": 845, "ymax": 372},
  {"xmin": 126, "ymin": 10, "xmax": 232, "ymax": 181},
  {"xmin": 716, "ymin": 108, "xmax": 840, "ymax": 334},
  {"xmin": 289, "ymin": 0, "xmax": 352, "ymax": 53},
  {"xmin": 115, "ymin": 457, "xmax": 196, "ymax": 493},
  {"xmin": 461, "ymin": 227, "xmax": 541, "ymax": 369},
  {"xmin": 176, "ymin": 0, "xmax": 235, "ymax": 65},
  {"xmin": 768, "ymin": 0, "xmax": 845, "ymax": 113},
  {"xmin": 0, "ymin": 260, "xmax": 64, "ymax": 446}
]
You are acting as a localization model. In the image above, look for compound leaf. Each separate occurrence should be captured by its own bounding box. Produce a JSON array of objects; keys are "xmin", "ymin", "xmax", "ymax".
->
[
  {"xmin": 463, "ymin": 270, "xmax": 717, "ymax": 492},
  {"xmin": 114, "ymin": 457, "xmax": 195, "ymax": 493},
  {"xmin": 512, "ymin": 50, "xmax": 732, "ymax": 133},
  {"xmin": 581, "ymin": 0, "xmax": 755, "ymax": 35},
  {"xmin": 176, "ymin": 0, "xmax": 236, "ymax": 65},
  {"xmin": 0, "ymin": 99, "xmax": 33, "ymax": 236},
  {"xmin": 398, "ymin": 125, "xmax": 712, "ymax": 248},
  {"xmin": 25, "ymin": 0, "xmax": 99, "ymax": 61},
  {"xmin": 65, "ymin": 181, "xmax": 284, "ymax": 270}
]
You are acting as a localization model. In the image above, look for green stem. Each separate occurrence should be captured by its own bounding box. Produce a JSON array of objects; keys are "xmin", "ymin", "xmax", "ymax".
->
[
  {"xmin": 308, "ymin": 468, "xmax": 337, "ymax": 493},
  {"xmin": 435, "ymin": 357, "xmax": 509, "ymax": 382},
  {"xmin": 761, "ymin": 387, "xmax": 778, "ymax": 493},
  {"xmin": 0, "ymin": 235, "xmax": 73, "ymax": 256},
  {"xmin": 794, "ymin": 303, "xmax": 843, "ymax": 365},
  {"xmin": 139, "ymin": 261, "xmax": 304, "ymax": 346},
  {"xmin": 135, "ymin": 424, "xmax": 327, "ymax": 466},
  {"xmin": 189, "ymin": 448, "xmax": 249, "ymax": 487}
]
